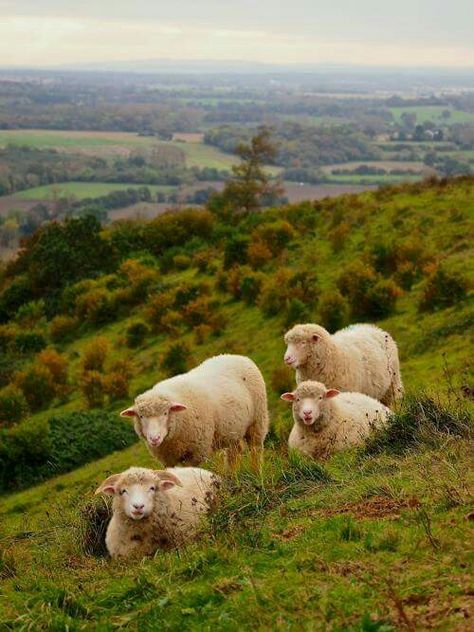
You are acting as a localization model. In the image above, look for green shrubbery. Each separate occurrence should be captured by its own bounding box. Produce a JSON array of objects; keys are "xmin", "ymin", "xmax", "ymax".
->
[
  {"xmin": 0, "ymin": 411, "xmax": 137, "ymax": 492},
  {"xmin": 418, "ymin": 266, "xmax": 468, "ymax": 312}
]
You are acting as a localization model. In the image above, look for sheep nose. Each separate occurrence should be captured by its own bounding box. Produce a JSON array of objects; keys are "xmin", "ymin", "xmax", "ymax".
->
[
  {"xmin": 284, "ymin": 355, "xmax": 294, "ymax": 365},
  {"xmin": 133, "ymin": 503, "xmax": 144, "ymax": 510},
  {"xmin": 303, "ymin": 410, "xmax": 313, "ymax": 418},
  {"xmin": 149, "ymin": 435, "xmax": 161, "ymax": 445}
]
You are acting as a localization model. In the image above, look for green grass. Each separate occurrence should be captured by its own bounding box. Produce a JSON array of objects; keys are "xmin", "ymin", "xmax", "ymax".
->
[
  {"xmin": 0, "ymin": 177, "xmax": 473, "ymax": 629},
  {"xmin": 389, "ymin": 106, "xmax": 474, "ymax": 125},
  {"xmin": 13, "ymin": 182, "xmax": 176, "ymax": 201},
  {"xmin": 327, "ymin": 173, "xmax": 422, "ymax": 184}
]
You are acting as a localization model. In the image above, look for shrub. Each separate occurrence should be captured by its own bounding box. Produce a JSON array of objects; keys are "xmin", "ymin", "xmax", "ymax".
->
[
  {"xmin": 174, "ymin": 282, "xmax": 210, "ymax": 309},
  {"xmin": 338, "ymin": 261, "xmax": 401, "ymax": 320},
  {"xmin": 329, "ymin": 222, "xmax": 350, "ymax": 252},
  {"xmin": 172, "ymin": 254, "xmax": 192, "ymax": 270},
  {"xmin": 318, "ymin": 291, "xmax": 349, "ymax": 333},
  {"xmin": 161, "ymin": 342, "xmax": 190, "ymax": 377},
  {"xmin": 247, "ymin": 240, "xmax": 273, "ymax": 269},
  {"xmin": 159, "ymin": 310, "xmax": 182, "ymax": 336},
  {"xmin": 0, "ymin": 386, "xmax": 29, "ymax": 427},
  {"xmin": 75, "ymin": 287, "xmax": 117, "ymax": 325},
  {"xmin": 194, "ymin": 324, "xmax": 212, "ymax": 345},
  {"xmin": 145, "ymin": 291, "xmax": 175, "ymax": 332},
  {"xmin": 15, "ymin": 300, "xmax": 45, "ymax": 328},
  {"xmin": 15, "ymin": 365, "xmax": 55, "ymax": 412},
  {"xmin": 125, "ymin": 322, "xmax": 150, "ymax": 348},
  {"xmin": 0, "ymin": 412, "xmax": 137, "ymax": 492},
  {"xmin": 193, "ymin": 250, "xmax": 214, "ymax": 273},
  {"xmin": 285, "ymin": 298, "xmax": 311, "ymax": 328},
  {"xmin": 79, "ymin": 371, "xmax": 105, "ymax": 408},
  {"xmin": 14, "ymin": 332, "xmax": 46, "ymax": 355},
  {"xmin": 419, "ymin": 266, "xmax": 468, "ymax": 312},
  {"xmin": 37, "ymin": 348, "xmax": 68, "ymax": 385},
  {"xmin": 224, "ymin": 236, "xmax": 250, "ymax": 269},
  {"xmin": 364, "ymin": 396, "xmax": 472, "ymax": 455},
  {"xmin": 271, "ymin": 366, "xmax": 294, "ymax": 395},
  {"xmin": 118, "ymin": 258, "xmax": 158, "ymax": 301},
  {"xmin": 103, "ymin": 372, "xmax": 130, "ymax": 401},
  {"xmin": 49, "ymin": 315, "xmax": 79, "ymax": 343},
  {"xmin": 81, "ymin": 337, "xmax": 109, "ymax": 372},
  {"xmin": 0, "ymin": 324, "xmax": 16, "ymax": 354},
  {"xmin": 240, "ymin": 272, "xmax": 265, "ymax": 306},
  {"xmin": 253, "ymin": 220, "xmax": 295, "ymax": 254}
]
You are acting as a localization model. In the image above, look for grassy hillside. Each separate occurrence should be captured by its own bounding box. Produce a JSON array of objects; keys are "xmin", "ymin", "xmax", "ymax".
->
[
  {"xmin": 0, "ymin": 177, "xmax": 472, "ymax": 630},
  {"xmin": 13, "ymin": 182, "xmax": 175, "ymax": 201}
]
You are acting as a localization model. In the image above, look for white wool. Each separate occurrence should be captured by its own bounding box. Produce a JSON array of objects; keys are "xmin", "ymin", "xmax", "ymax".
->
[{"xmin": 284, "ymin": 323, "xmax": 404, "ymax": 406}]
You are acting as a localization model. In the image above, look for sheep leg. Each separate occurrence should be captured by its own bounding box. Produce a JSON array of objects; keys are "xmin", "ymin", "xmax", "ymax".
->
[{"xmin": 226, "ymin": 441, "xmax": 243, "ymax": 473}]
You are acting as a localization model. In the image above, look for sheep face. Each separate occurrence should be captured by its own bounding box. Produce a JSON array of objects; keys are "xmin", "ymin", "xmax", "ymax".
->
[
  {"xmin": 95, "ymin": 468, "xmax": 182, "ymax": 520},
  {"xmin": 281, "ymin": 382, "xmax": 339, "ymax": 427},
  {"xmin": 284, "ymin": 325, "xmax": 327, "ymax": 369},
  {"xmin": 120, "ymin": 400, "xmax": 187, "ymax": 450}
]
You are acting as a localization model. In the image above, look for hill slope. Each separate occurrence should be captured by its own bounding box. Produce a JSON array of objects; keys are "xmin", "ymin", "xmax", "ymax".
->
[{"xmin": 0, "ymin": 177, "xmax": 472, "ymax": 630}]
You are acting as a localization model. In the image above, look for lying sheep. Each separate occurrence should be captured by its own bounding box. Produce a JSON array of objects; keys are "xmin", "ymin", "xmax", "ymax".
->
[
  {"xmin": 284, "ymin": 323, "xmax": 403, "ymax": 406},
  {"xmin": 281, "ymin": 380, "xmax": 391, "ymax": 460},
  {"xmin": 95, "ymin": 466, "xmax": 220, "ymax": 558},
  {"xmin": 120, "ymin": 354, "xmax": 269, "ymax": 467}
]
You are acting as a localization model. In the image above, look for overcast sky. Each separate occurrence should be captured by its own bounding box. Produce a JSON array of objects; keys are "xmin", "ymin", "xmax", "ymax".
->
[{"xmin": 0, "ymin": 0, "xmax": 473, "ymax": 68}]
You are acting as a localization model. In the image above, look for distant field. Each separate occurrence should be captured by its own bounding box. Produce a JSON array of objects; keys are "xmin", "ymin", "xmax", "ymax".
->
[
  {"xmin": 389, "ymin": 106, "xmax": 474, "ymax": 124},
  {"xmin": 13, "ymin": 182, "xmax": 175, "ymax": 201},
  {"xmin": 321, "ymin": 160, "xmax": 433, "ymax": 174},
  {"xmin": 326, "ymin": 173, "xmax": 422, "ymax": 184},
  {"xmin": 0, "ymin": 129, "xmax": 240, "ymax": 170}
]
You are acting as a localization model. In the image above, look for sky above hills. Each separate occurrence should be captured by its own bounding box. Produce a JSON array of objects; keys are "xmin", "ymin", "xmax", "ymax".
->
[{"xmin": 0, "ymin": 0, "xmax": 473, "ymax": 68}]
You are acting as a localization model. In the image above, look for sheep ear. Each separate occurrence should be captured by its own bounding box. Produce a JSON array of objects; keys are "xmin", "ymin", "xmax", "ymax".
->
[
  {"xmin": 325, "ymin": 389, "xmax": 340, "ymax": 399},
  {"xmin": 154, "ymin": 470, "xmax": 183, "ymax": 490},
  {"xmin": 120, "ymin": 407, "xmax": 137, "ymax": 417},
  {"xmin": 95, "ymin": 473, "xmax": 121, "ymax": 495},
  {"xmin": 311, "ymin": 334, "xmax": 320, "ymax": 342},
  {"xmin": 169, "ymin": 402, "xmax": 187, "ymax": 413},
  {"xmin": 281, "ymin": 392, "xmax": 295, "ymax": 402}
]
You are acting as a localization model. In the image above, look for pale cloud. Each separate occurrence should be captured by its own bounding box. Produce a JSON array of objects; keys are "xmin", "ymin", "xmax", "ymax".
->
[{"xmin": 0, "ymin": 6, "xmax": 473, "ymax": 68}]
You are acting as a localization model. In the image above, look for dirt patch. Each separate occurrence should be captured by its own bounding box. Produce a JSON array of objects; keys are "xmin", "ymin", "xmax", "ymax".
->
[
  {"xmin": 283, "ymin": 183, "xmax": 377, "ymax": 203},
  {"xmin": 271, "ymin": 524, "xmax": 306, "ymax": 541},
  {"xmin": 316, "ymin": 495, "xmax": 413, "ymax": 520}
]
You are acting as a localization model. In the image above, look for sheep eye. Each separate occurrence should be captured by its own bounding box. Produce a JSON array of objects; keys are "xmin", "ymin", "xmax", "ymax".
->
[
  {"xmin": 120, "ymin": 489, "xmax": 127, "ymax": 495},
  {"xmin": 149, "ymin": 486, "xmax": 156, "ymax": 492}
]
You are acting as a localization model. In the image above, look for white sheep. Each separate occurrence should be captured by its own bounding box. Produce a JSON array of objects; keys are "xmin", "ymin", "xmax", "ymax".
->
[
  {"xmin": 95, "ymin": 466, "xmax": 220, "ymax": 558},
  {"xmin": 284, "ymin": 323, "xmax": 403, "ymax": 406},
  {"xmin": 120, "ymin": 354, "xmax": 269, "ymax": 467},
  {"xmin": 281, "ymin": 380, "xmax": 391, "ymax": 459}
]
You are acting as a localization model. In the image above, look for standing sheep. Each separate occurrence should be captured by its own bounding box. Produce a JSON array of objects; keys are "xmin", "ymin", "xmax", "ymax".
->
[
  {"xmin": 120, "ymin": 354, "xmax": 269, "ymax": 467},
  {"xmin": 281, "ymin": 380, "xmax": 391, "ymax": 460},
  {"xmin": 95, "ymin": 466, "xmax": 220, "ymax": 558},
  {"xmin": 283, "ymin": 323, "xmax": 403, "ymax": 406}
]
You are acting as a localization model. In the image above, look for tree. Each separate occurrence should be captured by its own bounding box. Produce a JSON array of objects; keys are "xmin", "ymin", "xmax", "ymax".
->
[{"xmin": 212, "ymin": 127, "xmax": 283, "ymax": 216}]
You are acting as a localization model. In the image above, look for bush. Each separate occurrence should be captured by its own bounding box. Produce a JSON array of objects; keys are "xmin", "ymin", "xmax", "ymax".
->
[
  {"xmin": 224, "ymin": 236, "xmax": 250, "ymax": 269},
  {"xmin": 161, "ymin": 342, "xmax": 191, "ymax": 377},
  {"xmin": 318, "ymin": 291, "xmax": 349, "ymax": 333},
  {"xmin": 0, "ymin": 386, "xmax": 29, "ymax": 427},
  {"xmin": 79, "ymin": 371, "xmax": 105, "ymax": 408},
  {"xmin": 172, "ymin": 254, "xmax": 192, "ymax": 270},
  {"xmin": 271, "ymin": 366, "xmax": 294, "ymax": 395},
  {"xmin": 328, "ymin": 222, "xmax": 350, "ymax": 253},
  {"xmin": 14, "ymin": 332, "xmax": 46, "ymax": 355},
  {"xmin": 0, "ymin": 411, "xmax": 137, "ymax": 492},
  {"xmin": 37, "ymin": 348, "xmax": 68, "ymax": 385},
  {"xmin": 193, "ymin": 250, "xmax": 214, "ymax": 273},
  {"xmin": 419, "ymin": 266, "xmax": 468, "ymax": 312},
  {"xmin": 75, "ymin": 287, "xmax": 117, "ymax": 325},
  {"xmin": 159, "ymin": 310, "xmax": 182, "ymax": 336},
  {"xmin": 49, "ymin": 315, "xmax": 79, "ymax": 343},
  {"xmin": 253, "ymin": 220, "xmax": 295, "ymax": 255},
  {"xmin": 338, "ymin": 261, "xmax": 401, "ymax": 320},
  {"xmin": 15, "ymin": 365, "xmax": 55, "ymax": 411},
  {"xmin": 15, "ymin": 299, "xmax": 45, "ymax": 328},
  {"xmin": 125, "ymin": 322, "xmax": 150, "ymax": 348},
  {"xmin": 194, "ymin": 324, "xmax": 212, "ymax": 345},
  {"xmin": 364, "ymin": 396, "xmax": 472, "ymax": 455},
  {"xmin": 145, "ymin": 291, "xmax": 175, "ymax": 332},
  {"xmin": 285, "ymin": 298, "xmax": 311, "ymax": 328},
  {"xmin": 240, "ymin": 272, "xmax": 265, "ymax": 306},
  {"xmin": 247, "ymin": 240, "xmax": 273, "ymax": 268},
  {"xmin": 103, "ymin": 372, "xmax": 130, "ymax": 401},
  {"xmin": 81, "ymin": 337, "xmax": 109, "ymax": 372}
]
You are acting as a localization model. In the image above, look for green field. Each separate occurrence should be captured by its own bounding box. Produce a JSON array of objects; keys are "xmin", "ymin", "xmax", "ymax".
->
[
  {"xmin": 0, "ymin": 129, "xmax": 240, "ymax": 171},
  {"xmin": 389, "ymin": 106, "xmax": 474, "ymax": 125},
  {"xmin": 327, "ymin": 173, "xmax": 422, "ymax": 184},
  {"xmin": 13, "ymin": 182, "xmax": 176, "ymax": 201},
  {"xmin": 0, "ymin": 178, "xmax": 473, "ymax": 630}
]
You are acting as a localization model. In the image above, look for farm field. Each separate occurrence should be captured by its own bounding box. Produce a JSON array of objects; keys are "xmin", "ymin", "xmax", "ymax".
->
[
  {"xmin": 321, "ymin": 160, "xmax": 433, "ymax": 175},
  {"xmin": 389, "ymin": 106, "xmax": 474, "ymax": 124},
  {"xmin": 13, "ymin": 182, "xmax": 176, "ymax": 201}
]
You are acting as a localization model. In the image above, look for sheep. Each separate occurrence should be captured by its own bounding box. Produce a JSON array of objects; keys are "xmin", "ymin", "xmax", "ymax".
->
[
  {"xmin": 120, "ymin": 354, "xmax": 269, "ymax": 468},
  {"xmin": 95, "ymin": 466, "xmax": 220, "ymax": 558},
  {"xmin": 281, "ymin": 380, "xmax": 391, "ymax": 460},
  {"xmin": 283, "ymin": 323, "xmax": 403, "ymax": 406}
]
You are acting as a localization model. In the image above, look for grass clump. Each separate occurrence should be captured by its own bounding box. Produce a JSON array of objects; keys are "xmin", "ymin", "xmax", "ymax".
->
[{"xmin": 364, "ymin": 395, "xmax": 472, "ymax": 455}]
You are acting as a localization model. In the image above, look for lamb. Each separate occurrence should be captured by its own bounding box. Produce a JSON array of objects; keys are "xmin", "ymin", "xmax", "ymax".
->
[
  {"xmin": 120, "ymin": 354, "xmax": 269, "ymax": 467},
  {"xmin": 95, "ymin": 466, "xmax": 220, "ymax": 558},
  {"xmin": 281, "ymin": 380, "xmax": 391, "ymax": 460},
  {"xmin": 283, "ymin": 323, "xmax": 403, "ymax": 406}
]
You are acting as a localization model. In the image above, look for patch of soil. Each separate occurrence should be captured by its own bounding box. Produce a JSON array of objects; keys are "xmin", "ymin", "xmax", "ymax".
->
[
  {"xmin": 271, "ymin": 524, "xmax": 306, "ymax": 541},
  {"xmin": 317, "ymin": 495, "xmax": 413, "ymax": 520}
]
